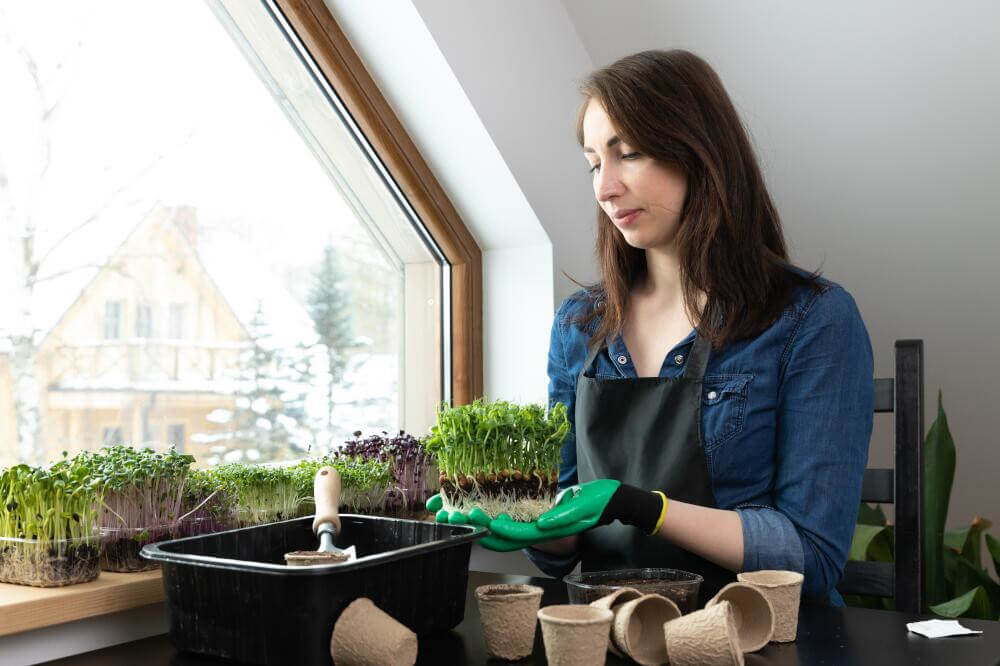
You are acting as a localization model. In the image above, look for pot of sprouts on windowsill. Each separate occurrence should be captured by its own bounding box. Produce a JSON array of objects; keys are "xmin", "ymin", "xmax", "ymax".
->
[
  {"xmin": 79, "ymin": 445, "xmax": 195, "ymax": 572},
  {"xmin": 0, "ymin": 456, "xmax": 104, "ymax": 587}
]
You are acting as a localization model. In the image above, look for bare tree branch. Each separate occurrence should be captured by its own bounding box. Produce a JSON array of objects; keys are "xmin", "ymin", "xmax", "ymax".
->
[
  {"xmin": 34, "ymin": 252, "xmax": 169, "ymax": 286},
  {"xmin": 34, "ymin": 140, "xmax": 185, "ymax": 269},
  {"xmin": 33, "ymin": 262, "xmax": 132, "ymax": 285}
]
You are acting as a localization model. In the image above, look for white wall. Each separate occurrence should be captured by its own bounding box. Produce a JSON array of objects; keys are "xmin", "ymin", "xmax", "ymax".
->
[
  {"xmin": 324, "ymin": 0, "xmax": 559, "ymax": 407},
  {"xmin": 410, "ymin": 0, "xmax": 599, "ymax": 305}
]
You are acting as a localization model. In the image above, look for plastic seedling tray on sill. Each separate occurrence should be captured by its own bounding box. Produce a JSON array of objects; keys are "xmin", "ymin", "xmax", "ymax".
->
[{"xmin": 141, "ymin": 514, "xmax": 485, "ymax": 666}]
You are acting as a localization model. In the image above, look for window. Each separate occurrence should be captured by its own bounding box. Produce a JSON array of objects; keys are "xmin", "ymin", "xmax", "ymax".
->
[
  {"xmin": 135, "ymin": 304, "xmax": 153, "ymax": 339},
  {"xmin": 104, "ymin": 301, "xmax": 122, "ymax": 339},
  {"xmin": 102, "ymin": 427, "xmax": 124, "ymax": 446},
  {"xmin": 167, "ymin": 424, "xmax": 186, "ymax": 451},
  {"xmin": 168, "ymin": 303, "xmax": 186, "ymax": 339},
  {"xmin": 0, "ymin": 0, "xmax": 480, "ymax": 468}
]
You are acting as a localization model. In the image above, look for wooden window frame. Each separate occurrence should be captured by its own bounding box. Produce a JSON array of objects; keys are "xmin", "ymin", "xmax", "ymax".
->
[{"xmin": 274, "ymin": 0, "xmax": 483, "ymax": 406}]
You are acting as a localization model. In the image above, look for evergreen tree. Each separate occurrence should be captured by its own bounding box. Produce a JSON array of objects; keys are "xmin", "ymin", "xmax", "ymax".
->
[
  {"xmin": 306, "ymin": 244, "xmax": 354, "ymax": 428},
  {"xmin": 232, "ymin": 301, "xmax": 314, "ymax": 459}
]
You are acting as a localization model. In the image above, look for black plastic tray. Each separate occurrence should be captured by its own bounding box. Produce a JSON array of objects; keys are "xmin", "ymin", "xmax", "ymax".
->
[{"xmin": 142, "ymin": 514, "xmax": 485, "ymax": 665}]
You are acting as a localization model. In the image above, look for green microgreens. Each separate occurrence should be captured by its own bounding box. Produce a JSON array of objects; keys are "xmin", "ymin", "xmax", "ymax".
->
[
  {"xmin": 289, "ymin": 456, "xmax": 394, "ymax": 515},
  {"xmin": 209, "ymin": 462, "xmax": 304, "ymax": 527},
  {"xmin": 0, "ymin": 454, "xmax": 103, "ymax": 542},
  {"xmin": 76, "ymin": 445, "xmax": 195, "ymax": 530},
  {"xmin": 423, "ymin": 399, "xmax": 569, "ymax": 482}
]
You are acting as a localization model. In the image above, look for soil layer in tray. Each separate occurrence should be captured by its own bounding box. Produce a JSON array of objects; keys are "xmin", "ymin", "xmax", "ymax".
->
[
  {"xmin": 0, "ymin": 539, "xmax": 102, "ymax": 587},
  {"xmin": 101, "ymin": 525, "xmax": 174, "ymax": 572}
]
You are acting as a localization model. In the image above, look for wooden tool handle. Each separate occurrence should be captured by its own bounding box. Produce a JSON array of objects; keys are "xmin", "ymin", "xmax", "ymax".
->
[{"xmin": 312, "ymin": 466, "xmax": 342, "ymax": 534}]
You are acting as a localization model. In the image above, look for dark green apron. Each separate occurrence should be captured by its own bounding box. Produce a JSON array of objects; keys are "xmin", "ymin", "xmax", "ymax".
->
[{"xmin": 574, "ymin": 333, "xmax": 736, "ymax": 606}]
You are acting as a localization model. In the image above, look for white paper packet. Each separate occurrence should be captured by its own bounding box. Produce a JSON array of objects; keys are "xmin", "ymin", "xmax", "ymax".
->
[{"xmin": 906, "ymin": 619, "xmax": 984, "ymax": 638}]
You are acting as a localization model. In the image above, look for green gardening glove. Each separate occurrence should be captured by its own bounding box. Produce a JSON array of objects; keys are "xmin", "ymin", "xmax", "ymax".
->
[
  {"xmin": 536, "ymin": 479, "xmax": 622, "ymax": 531},
  {"xmin": 535, "ymin": 479, "xmax": 667, "ymax": 535},
  {"xmin": 427, "ymin": 492, "xmax": 471, "ymax": 524},
  {"xmin": 486, "ymin": 512, "xmax": 594, "ymax": 544}
]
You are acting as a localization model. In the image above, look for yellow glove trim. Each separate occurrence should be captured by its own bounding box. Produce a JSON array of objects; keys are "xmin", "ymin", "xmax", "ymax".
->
[{"xmin": 649, "ymin": 491, "xmax": 668, "ymax": 535}]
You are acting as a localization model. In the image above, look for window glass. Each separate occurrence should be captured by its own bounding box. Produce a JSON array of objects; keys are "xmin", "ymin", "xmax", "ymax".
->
[
  {"xmin": 0, "ymin": 1, "xmax": 443, "ymax": 467},
  {"xmin": 135, "ymin": 304, "xmax": 153, "ymax": 339},
  {"xmin": 167, "ymin": 423, "xmax": 186, "ymax": 451},
  {"xmin": 104, "ymin": 301, "xmax": 122, "ymax": 340},
  {"xmin": 168, "ymin": 303, "xmax": 185, "ymax": 340}
]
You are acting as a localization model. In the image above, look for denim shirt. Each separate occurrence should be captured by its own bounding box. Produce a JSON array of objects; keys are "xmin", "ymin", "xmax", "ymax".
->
[{"xmin": 528, "ymin": 277, "xmax": 874, "ymax": 604}]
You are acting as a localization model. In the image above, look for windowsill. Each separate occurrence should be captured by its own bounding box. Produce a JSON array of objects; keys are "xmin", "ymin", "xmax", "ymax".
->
[{"xmin": 0, "ymin": 569, "xmax": 164, "ymax": 636}]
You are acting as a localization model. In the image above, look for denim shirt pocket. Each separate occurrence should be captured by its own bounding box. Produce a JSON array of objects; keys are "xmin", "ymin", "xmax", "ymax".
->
[{"xmin": 701, "ymin": 373, "xmax": 754, "ymax": 452}]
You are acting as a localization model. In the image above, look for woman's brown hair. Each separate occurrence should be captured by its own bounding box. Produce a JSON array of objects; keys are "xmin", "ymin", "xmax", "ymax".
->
[{"xmin": 572, "ymin": 49, "xmax": 819, "ymax": 349}]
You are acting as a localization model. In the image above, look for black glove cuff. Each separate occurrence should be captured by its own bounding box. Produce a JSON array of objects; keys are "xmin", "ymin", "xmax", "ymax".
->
[{"xmin": 598, "ymin": 483, "xmax": 665, "ymax": 534}]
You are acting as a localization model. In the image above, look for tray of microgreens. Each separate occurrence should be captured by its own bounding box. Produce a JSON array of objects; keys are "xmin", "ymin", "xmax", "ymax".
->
[
  {"xmin": 78, "ymin": 445, "xmax": 196, "ymax": 572},
  {"xmin": 0, "ymin": 456, "xmax": 104, "ymax": 587},
  {"xmin": 178, "ymin": 467, "xmax": 237, "ymax": 537},
  {"xmin": 211, "ymin": 462, "xmax": 305, "ymax": 528},
  {"xmin": 335, "ymin": 430, "xmax": 437, "ymax": 516},
  {"xmin": 200, "ymin": 455, "xmax": 392, "ymax": 528},
  {"xmin": 424, "ymin": 398, "xmax": 570, "ymax": 521},
  {"xmin": 290, "ymin": 455, "xmax": 395, "ymax": 516}
]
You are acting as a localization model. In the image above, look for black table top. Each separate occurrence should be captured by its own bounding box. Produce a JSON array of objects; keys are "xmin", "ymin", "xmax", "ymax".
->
[{"xmin": 44, "ymin": 570, "xmax": 1000, "ymax": 666}]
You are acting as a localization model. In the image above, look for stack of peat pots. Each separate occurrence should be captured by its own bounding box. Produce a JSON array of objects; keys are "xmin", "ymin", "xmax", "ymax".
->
[{"xmin": 471, "ymin": 569, "xmax": 804, "ymax": 665}]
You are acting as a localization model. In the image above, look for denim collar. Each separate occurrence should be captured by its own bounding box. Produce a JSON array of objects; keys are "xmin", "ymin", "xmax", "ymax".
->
[{"xmin": 604, "ymin": 328, "xmax": 697, "ymax": 378}]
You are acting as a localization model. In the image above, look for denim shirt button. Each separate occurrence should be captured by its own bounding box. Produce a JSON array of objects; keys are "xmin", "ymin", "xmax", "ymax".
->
[
  {"xmin": 674, "ymin": 354, "xmax": 685, "ymax": 365},
  {"xmin": 707, "ymin": 390, "xmax": 718, "ymax": 400},
  {"xmin": 617, "ymin": 355, "xmax": 628, "ymax": 365}
]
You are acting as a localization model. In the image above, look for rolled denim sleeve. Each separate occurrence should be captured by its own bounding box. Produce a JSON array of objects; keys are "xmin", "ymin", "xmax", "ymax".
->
[
  {"xmin": 524, "ymin": 299, "xmax": 582, "ymax": 576},
  {"xmin": 737, "ymin": 286, "xmax": 873, "ymax": 601},
  {"xmin": 548, "ymin": 299, "xmax": 579, "ymax": 488}
]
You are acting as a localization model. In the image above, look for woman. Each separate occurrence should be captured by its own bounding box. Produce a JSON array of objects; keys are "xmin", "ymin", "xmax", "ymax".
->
[{"xmin": 430, "ymin": 49, "xmax": 873, "ymax": 605}]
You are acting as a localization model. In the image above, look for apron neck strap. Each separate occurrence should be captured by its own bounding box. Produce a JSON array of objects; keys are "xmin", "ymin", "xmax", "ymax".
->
[
  {"xmin": 684, "ymin": 332, "xmax": 712, "ymax": 381},
  {"xmin": 579, "ymin": 331, "xmax": 713, "ymax": 382},
  {"xmin": 579, "ymin": 336, "xmax": 608, "ymax": 384}
]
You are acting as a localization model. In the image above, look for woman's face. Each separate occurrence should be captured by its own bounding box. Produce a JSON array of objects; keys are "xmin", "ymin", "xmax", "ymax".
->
[{"xmin": 582, "ymin": 98, "xmax": 687, "ymax": 252}]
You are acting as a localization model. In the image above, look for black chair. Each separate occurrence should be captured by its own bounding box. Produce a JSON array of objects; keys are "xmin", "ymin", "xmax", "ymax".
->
[{"xmin": 837, "ymin": 339, "xmax": 924, "ymax": 613}]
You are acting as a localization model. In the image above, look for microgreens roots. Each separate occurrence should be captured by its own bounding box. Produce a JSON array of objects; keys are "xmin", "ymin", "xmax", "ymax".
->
[
  {"xmin": 0, "ymin": 537, "xmax": 101, "ymax": 587},
  {"xmin": 440, "ymin": 471, "xmax": 559, "ymax": 521},
  {"xmin": 439, "ymin": 485, "xmax": 556, "ymax": 522}
]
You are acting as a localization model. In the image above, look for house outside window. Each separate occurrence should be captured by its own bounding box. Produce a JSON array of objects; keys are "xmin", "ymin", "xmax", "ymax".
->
[
  {"xmin": 135, "ymin": 304, "xmax": 153, "ymax": 338},
  {"xmin": 167, "ymin": 424, "xmax": 186, "ymax": 451},
  {"xmin": 102, "ymin": 427, "xmax": 124, "ymax": 446},
  {"xmin": 168, "ymin": 303, "xmax": 185, "ymax": 339},
  {"xmin": 104, "ymin": 301, "xmax": 122, "ymax": 340}
]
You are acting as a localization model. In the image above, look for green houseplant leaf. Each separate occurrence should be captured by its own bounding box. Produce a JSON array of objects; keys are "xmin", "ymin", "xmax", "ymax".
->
[
  {"xmin": 951, "ymin": 557, "xmax": 1000, "ymax": 615},
  {"xmin": 944, "ymin": 518, "xmax": 993, "ymax": 566},
  {"xmin": 962, "ymin": 517, "xmax": 992, "ymax": 570},
  {"xmin": 986, "ymin": 533, "xmax": 1000, "ymax": 576},
  {"xmin": 849, "ymin": 524, "xmax": 886, "ymax": 561},
  {"xmin": 929, "ymin": 586, "xmax": 993, "ymax": 621},
  {"xmin": 923, "ymin": 391, "xmax": 956, "ymax": 607}
]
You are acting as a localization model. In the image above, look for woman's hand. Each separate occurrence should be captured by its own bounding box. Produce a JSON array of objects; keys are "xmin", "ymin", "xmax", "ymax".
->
[
  {"xmin": 536, "ymin": 479, "xmax": 667, "ymax": 535},
  {"xmin": 537, "ymin": 479, "xmax": 623, "ymax": 530}
]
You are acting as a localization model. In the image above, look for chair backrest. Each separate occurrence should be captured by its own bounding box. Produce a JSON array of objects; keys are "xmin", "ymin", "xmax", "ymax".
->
[{"xmin": 837, "ymin": 339, "xmax": 924, "ymax": 613}]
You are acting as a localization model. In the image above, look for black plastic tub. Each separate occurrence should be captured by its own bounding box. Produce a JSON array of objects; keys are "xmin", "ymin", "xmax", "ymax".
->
[{"xmin": 142, "ymin": 514, "xmax": 485, "ymax": 665}]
